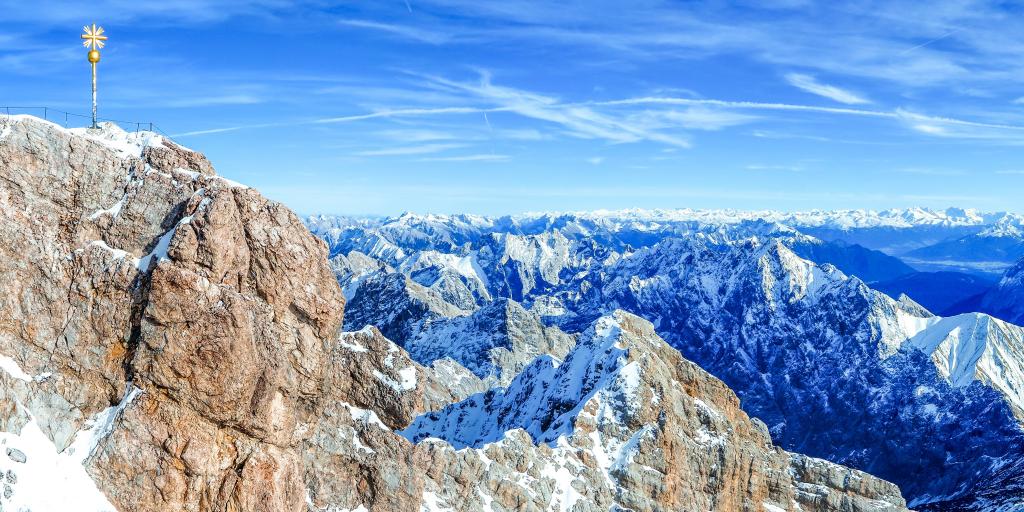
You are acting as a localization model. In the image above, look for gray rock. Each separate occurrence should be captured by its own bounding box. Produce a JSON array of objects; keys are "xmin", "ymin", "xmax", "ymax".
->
[{"xmin": 4, "ymin": 450, "xmax": 24, "ymax": 465}]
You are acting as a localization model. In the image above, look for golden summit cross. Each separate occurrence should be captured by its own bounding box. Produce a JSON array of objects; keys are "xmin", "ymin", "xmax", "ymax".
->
[
  {"xmin": 81, "ymin": 24, "xmax": 107, "ymax": 50},
  {"xmin": 81, "ymin": 24, "xmax": 107, "ymax": 129}
]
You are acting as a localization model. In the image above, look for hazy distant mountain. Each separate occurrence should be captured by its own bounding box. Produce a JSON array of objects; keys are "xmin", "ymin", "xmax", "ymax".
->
[
  {"xmin": 873, "ymin": 271, "xmax": 997, "ymax": 315},
  {"xmin": 971, "ymin": 257, "xmax": 1024, "ymax": 326},
  {"xmin": 903, "ymin": 220, "xmax": 1024, "ymax": 276}
]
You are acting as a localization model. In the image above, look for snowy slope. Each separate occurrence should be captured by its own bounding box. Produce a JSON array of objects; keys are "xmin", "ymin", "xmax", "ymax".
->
[
  {"xmin": 0, "ymin": 359, "xmax": 140, "ymax": 512},
  {"xmin": 908, "ymin": 314, "xmax": 1024, "ymax": 418}
]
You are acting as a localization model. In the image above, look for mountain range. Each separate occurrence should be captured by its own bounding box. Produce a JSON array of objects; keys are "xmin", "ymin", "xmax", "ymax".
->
[{"xmin": 309, "ymin": 208, "xmax": 1024, "ymax": 510}]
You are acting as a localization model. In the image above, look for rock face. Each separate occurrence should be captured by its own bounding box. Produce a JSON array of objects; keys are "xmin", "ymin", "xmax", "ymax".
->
[
  {"xmin": 0, "ymin": 116, "xmax": 342, "ymax": 511},
  {"xmin": 0, "ymin": 115, "xmax": 907, "ymax": 511}
]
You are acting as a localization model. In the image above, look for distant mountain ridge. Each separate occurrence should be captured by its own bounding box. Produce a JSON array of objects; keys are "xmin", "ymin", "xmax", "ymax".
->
[
  {"xmin": 873, "ymin": 271, "xmax": 997, "ymax": 315},
  {"xmin": 974, "ymin": 257, "xmax": 1024, "ymax": 325},
  {"xmin": 309, "ymin": 206, "xmax": 1023, "ymax": 238}
]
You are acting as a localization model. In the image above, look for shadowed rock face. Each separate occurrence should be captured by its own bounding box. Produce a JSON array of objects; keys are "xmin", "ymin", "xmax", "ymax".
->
[
  {"xmin": 0, "ymin": 116, "xmax": 906, "ymax": 512},
  {"xmin": 976, "ymin": 257, "xmax": 1024, "ymax": 325}
]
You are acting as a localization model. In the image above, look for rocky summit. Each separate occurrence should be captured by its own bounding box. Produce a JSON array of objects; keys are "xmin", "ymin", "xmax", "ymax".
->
[{"xmin": 0, "ymin": 115, "xmax": 911, "ymax": 510}]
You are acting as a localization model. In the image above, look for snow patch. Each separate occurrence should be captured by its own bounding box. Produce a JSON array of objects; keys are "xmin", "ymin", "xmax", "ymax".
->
[
  {"xmin": 420, "ymin": 491, "xmax": 454, "ymax": 512},
  {"xmin": 372, "ymin": 366, "xmax": 417, "ymax": 393},
  {"xmin": 0, "ymin": 387, "xmax": 141, "ymax": 512},
  {"xmin": 88, "ymin": 197, "xmax": 124, "ymax": 220},
  {"xmin": 68, "ymin": 122, "xmax": 167, "ymax": 158},
  {"xmin": 136, "ymin": 215, "xmax": 193, "ymax": 270},
  {"xmin": 338, "ymin": 337, "xmax": 368, "ymax": 353},
  {"xmin": 342, "ymin": 403, "xmax": 389, "ymax": 430},
  {"xmin": 0, "ymin": 355, "xmax": 32, "ymax": 382}
]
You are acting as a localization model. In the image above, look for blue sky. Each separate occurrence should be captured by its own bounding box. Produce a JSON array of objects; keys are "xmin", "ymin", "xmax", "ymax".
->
[{"xmin": 3, "ymin": 1, "xmax": 1024, "ymax": 215}]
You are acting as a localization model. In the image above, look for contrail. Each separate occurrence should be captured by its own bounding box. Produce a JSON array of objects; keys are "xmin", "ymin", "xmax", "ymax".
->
[{"xmin": 899, "ymin": 27, "xmax": 962, "ymax": 56}]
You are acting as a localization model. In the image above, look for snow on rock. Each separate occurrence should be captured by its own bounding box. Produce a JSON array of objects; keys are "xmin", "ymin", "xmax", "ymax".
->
[
  {"xmin": 908, "ymin": 313, "xmax": 1024, "ymax": 417},
  {"xmin": 0, "ymin": 355, "xmax": 34, "ymax": 382},
  {"xmin": 402, "ymin": 298, "xmax": 576, "ymax": 386},
  {"xmin": 400, "ymin": 312, "xmax": 638, "ymax": 448},
  {"xmin": 0, "ymin": 387, "xmax": 140, "ymax": 512},
  {"xmin": 372, "ymin": 366, "xmax": 417, "ymax": 393},
  {"xmin": 399, "ymin": 311, "xmax": 907, "ymax": 511},
  {"xmin": 342, "ymin": 403, "xmax": 390, "ymax": 431},
  {"xmin": 67, "ymin": 122, "xmax": 168, "ymax": 158}
]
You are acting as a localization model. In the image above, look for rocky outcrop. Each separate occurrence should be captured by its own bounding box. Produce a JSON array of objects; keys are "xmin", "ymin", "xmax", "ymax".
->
[
  {"xmin": 0, "ymin": 116, "xmax": 342, "ymax": 511},
  {"xmin": 0, "ymin": 116, "xmax": 906, "ymax": 511},
  {"xmin": 404, "ymin": 298, "xmax": 577, "ymax": 386},
  {"xmin": 401, "ymin": 311, "xmax": 907, "ymax": 511},
  {"xmin": 344, "ymin": 271, "xmax": 469, "ymax": 342}
]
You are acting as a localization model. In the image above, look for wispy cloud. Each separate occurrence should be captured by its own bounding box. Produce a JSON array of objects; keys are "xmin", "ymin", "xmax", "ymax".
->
[
  {"xmin": 596, "ymin": 96, "xmax": 891, "ymax": 118},
  {"xmin": 165, "ymin": 94, "xmax": 263, "ymax": 108},
  {"xmin": 420, "ymin": 154, "xmax": 511, "ymax": 162},
  {"xmin": 4, "ymin": 1, "xmax": 306, "ymax": 25},
  {"xmin": 315, "ymin": 106, "xmax": 501, "ymax": 124},
  {"xmin": 627, "ymin": 107, "xmax": 758, "ymax": 131},
  {"xmin": 899, "ymin": 28, "xmax": 963, "ymax": 56},
  {"xmin": 422, "ymin": 72, "xmax": 693, "ymax": 147},
  {"xmin": 337, "ymin": 19, "xmax": 451, "ymax": 44},
  {"xmin": 587, "ymin": 157, "xmax": 604, "ymax": 165},
  {"xmin": 169, "ymin": 69, "xmax": 1024, "ymax": 150},
  {"xmin": 996, "ymin": 170, "xmax": 1024, "ymax": 175},
  {"xmin": 355, "ymin": 143, "xmax": 465, "ymax": 156},
  {"xmin": 746, "ymin": 164, "xmax": 803, "ymax": 172},
  {"xmin": 373, "ymin": 129, "xmax": 460, "ymax": 142},
  {"xmin": 898, "ymin": 167, "xmax": 967, "ymax": 176},
  {"xmin": 173, "ymin": 123, "xmax": 282, "ymax": 137},
  {"xmin": 599, "ymin": 95, "xmax": 1024, "ymax": 142},
  {"xmin": 785, "ymin": 73, "xmax": 871, "ymax": 105}
]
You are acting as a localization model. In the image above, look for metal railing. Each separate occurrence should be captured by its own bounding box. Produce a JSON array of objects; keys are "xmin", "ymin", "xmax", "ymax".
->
[{"xmin": 1, "ymin": 106, "xmax": 179, "ymax": 144}]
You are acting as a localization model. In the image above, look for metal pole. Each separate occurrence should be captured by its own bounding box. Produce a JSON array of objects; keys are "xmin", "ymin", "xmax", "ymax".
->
[{"xmin": 91, "ymin": 61, "xmax": 98, "ymax": 129}]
